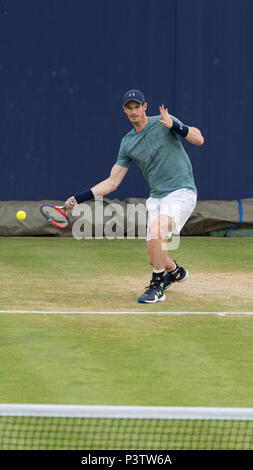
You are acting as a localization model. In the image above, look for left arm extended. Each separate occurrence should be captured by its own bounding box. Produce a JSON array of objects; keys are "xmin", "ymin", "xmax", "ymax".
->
[
  {"xmin": 185, "ymin": 126, "xmax": 204, "ymax": 146},
  {"xmin": 159, "ymin": 105, "xmax": 204, "ymax": 146}
]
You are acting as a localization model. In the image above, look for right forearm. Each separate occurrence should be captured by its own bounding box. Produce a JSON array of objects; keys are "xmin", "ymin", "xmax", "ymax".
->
[
  {"xmin": 72, "ymin": 177, "xmax": 116, "ymax": 205},
  {"xmin": 65, "ymin": 164, "xmax": 127, "ymax": 208},
  {"xmin": 91, "ymin": 177, "xmax": 117, "ymax": 198}
]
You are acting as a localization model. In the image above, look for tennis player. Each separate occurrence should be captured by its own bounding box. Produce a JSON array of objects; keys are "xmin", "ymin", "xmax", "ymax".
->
[{"xmin": 65, "ymin": 89, "xmax": 204, "ymax": 303}]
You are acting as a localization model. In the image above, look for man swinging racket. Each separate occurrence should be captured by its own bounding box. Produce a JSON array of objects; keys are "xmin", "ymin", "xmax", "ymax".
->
[{"xmin": 65, "ymin": 89, "xmax": 204, "ymax": 304}]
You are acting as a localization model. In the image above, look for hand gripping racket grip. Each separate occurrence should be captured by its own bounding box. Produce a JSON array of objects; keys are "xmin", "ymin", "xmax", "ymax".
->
[{"xmin": 63, "ymin": 200, "xmax": 75, "ymax": 209}]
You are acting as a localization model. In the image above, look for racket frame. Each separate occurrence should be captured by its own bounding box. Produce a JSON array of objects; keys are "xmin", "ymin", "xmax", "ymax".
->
[{"xmin": 40, "ymin": 203, "xmax": 70, "ymax": 228}]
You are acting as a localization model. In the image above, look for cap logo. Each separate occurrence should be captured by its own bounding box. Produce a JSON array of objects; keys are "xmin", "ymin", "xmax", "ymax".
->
[{"xmin": 129, "ymin": 92, "xmax": 136, "ymax": 97}]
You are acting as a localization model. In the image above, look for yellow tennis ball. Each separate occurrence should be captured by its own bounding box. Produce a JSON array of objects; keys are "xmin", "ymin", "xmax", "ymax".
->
[{"xmin": 16, "ymin": 210, "xmax": 27, "ymax": 221}]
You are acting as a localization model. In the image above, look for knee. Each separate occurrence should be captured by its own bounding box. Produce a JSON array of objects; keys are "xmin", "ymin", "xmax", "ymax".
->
[
  {"xmin": 149, "ymin": 220, "xmax": 161, "ymax": 240},
  {"xmin": 149, "ymin": 224, "xmax": 168, "ymax": 242},
  {"xmin": 150, "ymin": 215, "xmax": 172, "ymax": 241}
]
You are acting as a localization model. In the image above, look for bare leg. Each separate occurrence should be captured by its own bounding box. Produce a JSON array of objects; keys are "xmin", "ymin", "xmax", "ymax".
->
[
  {"xmin": 165, "ymin": 257, "xmax": 176, "ymax": 272},
  {"xmin": 147, "ymin": 215, "xmax": 175, "ymax": 271}
]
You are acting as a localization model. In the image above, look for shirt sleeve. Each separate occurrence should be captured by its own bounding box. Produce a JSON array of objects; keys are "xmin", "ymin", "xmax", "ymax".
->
[{"xmin": 116, "ymin": 139, "xmax": 132, "ymax": 168}]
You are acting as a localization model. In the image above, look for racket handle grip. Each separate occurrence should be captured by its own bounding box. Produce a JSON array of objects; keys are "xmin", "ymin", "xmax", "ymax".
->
[{"xmin": 63, "ymin": 200, "xmax": 75, "ymax": 210}]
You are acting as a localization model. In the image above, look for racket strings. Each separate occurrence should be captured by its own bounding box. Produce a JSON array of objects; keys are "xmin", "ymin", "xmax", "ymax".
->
[{"xmin": 40, "ymin": 205, "xmax": 69, "ymax": 228}]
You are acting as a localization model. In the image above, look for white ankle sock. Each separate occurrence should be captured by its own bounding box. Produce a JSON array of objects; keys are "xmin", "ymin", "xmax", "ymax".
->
[
  {"xmin": 153, "ymin": 268, "xmax": 165, "ymax": 274},
  {"xmin": 168, "ymin": 263, "xmax": 177, "ymax": 273}
]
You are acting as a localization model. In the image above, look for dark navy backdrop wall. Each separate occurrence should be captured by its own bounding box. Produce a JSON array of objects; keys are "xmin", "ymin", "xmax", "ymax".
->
[{"xmin": 0, "ymin": 0, "xmax": 252, "ymax": 201}]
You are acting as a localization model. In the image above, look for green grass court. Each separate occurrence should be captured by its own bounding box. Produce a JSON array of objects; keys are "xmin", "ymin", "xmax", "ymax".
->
[{"xmin": 0, "ymin": 236, "xmax": 253, "ymax": 409}]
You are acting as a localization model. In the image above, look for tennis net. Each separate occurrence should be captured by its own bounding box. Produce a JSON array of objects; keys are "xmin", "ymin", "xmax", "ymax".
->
[{"xmin": 0, "ymin": 404, "xmax": 253, "ymax": 450}]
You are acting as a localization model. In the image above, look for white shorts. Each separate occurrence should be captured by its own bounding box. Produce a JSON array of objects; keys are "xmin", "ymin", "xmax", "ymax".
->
[{"xmin": 146, "ymin": 188, "xmax": 197, "ymax": 241}]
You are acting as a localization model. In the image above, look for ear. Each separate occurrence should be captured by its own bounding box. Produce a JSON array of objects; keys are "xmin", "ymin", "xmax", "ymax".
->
[{"xmin": 143, "ymin": 102, "xmax": 147, "ymax": 112}]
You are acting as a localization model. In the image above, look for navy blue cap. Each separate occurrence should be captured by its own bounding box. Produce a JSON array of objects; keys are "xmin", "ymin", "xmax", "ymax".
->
[{"xmin": 122, "ymin": 89, "xmax": 145, "ymax": 106}]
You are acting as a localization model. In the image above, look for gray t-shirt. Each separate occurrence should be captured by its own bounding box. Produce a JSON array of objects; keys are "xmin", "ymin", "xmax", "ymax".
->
[{"xmin": 116, "ymin": 115, "xmax": 197, "ymax": 198}]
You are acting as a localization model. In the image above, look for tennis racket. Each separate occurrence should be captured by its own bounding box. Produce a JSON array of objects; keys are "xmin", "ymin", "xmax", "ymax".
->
[{"xmin": 40, "ymin": 201, "xmax": 75, "ymax": 228}]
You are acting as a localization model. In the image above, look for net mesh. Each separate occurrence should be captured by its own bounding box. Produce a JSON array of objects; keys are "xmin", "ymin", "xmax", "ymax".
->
[{"xmin": 1, "ymin": 406, "xmax": 253, "ymax": 450}]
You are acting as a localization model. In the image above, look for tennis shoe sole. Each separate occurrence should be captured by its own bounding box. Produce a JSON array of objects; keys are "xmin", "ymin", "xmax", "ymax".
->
[{"xmin": 138, "ymin": 294, "xmax": 166, "ymax": 304}]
